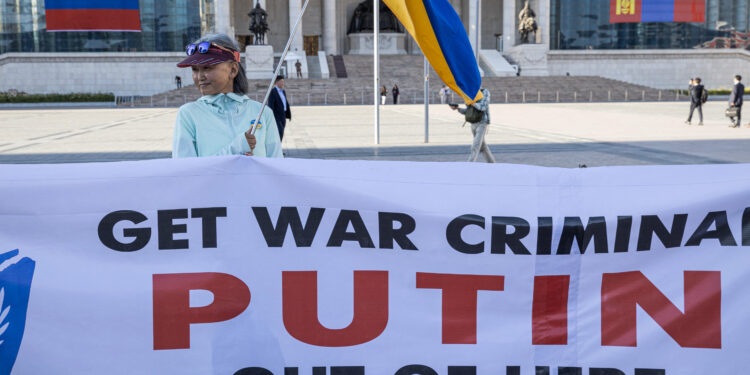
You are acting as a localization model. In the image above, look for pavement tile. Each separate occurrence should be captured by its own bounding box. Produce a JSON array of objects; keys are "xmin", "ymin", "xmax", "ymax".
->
[{"xmin": 1, "ymin": 102, "xmax": 749, "ymax": 167}]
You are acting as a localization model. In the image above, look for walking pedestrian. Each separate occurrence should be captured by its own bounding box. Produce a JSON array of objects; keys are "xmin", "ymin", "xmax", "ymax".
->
[
  {"xmin": 450, "ymin": 88, "xmax": 495, "ymax": 163},
  {"xmin": 380, "ymin": 85, "xmax": 387, "ymax": 105},
  {"xmin": 685, "ymin": 77, "xmax": 704, "ymax": 125},
  {"xmin": 439, "ymin": 85, "xmax": 447, "ymax": 104},
  {"xmin": 392, "ymin": 84, "xmax": 400, "ymax": 105},
  {"xmin": 268, "ymin": 75, "xmax": 292, "ymax": 140},
  {"xmin": 175, "ymin": 75, "xmax": 182, "ymax": 89},
  {"xmin": 729, "ymin": 75, "xmax": 744, "ymax": 128}
]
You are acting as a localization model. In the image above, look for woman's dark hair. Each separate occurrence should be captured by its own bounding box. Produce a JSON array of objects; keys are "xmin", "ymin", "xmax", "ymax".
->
[{"xmin": 192, "ymin": 33, "xmax": 248, "ymax": 94}]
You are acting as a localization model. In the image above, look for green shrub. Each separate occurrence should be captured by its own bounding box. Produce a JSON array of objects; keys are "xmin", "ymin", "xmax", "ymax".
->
[
  {"xmin": 0, "ymin": 92, "xmax": 115, "ymax": 103},
  {"xmin": 707, "ymin": 89, "xmax": 750, "ymax": 96}
]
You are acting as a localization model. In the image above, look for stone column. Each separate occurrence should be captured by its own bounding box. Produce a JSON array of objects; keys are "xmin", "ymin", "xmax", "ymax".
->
[
  {"xmin": 502, "ymin": 0, "xmax": 516, "ymax": 52},
  {"xmin": 323, "ymin": 0, "xmax": 337, "ymax": 54},
  {"xmin": 468, "ymin": 0, "xmax": 482, "ymax": 55},
  {"xmin": 289, "ymin": 0, "xmax": 308, "ymax": 78},
  {"xmin": 289, "ymin": 0, "xmax": 305, "ymax": 53},
  {"xmin": 538, "ymin": 0, "xmax": 549, "ymax": 45},
  {"xmin": 214, "ymin": 0, "xmax": 234, "ymax": 37}
]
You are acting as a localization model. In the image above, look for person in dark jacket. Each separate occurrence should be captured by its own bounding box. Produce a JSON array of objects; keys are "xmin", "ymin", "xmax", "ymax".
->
[
  {"xmin": 267, "ymin": 75, "xmax": 292, "ymax": 140},
  {"xmin": 729, "ymin": 75, "xmax": 744, "ymax": 128},
  {"xmin": 685, "ymin": 77, "xmax": 704, "ymax": 125},
  {"xmin": 392, "ymin": 84, "xmax": 400, "ymax": 105}
]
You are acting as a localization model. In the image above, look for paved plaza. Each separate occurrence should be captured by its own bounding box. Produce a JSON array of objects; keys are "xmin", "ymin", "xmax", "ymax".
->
[{"xmin": 1, "ymin": 101, "xmax": 749, "ymax": 167}]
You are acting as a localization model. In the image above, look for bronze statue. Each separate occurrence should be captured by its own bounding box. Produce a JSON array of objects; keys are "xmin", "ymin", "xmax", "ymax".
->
[
  {"xmin": 347, "ymin": 0, "xmax": 402, "ymax": 34},
  {"xmin": 248, "ymin": 2, "xmax": 269, "ymax": 45},
  {"xmin": 518, "ymin": 1, "xmax": 538, "ymax": 44}
]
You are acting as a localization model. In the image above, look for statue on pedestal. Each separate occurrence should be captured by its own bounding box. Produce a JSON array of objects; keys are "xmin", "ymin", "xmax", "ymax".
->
[
  {"xmin": 518, "ymin": 1, "xmax": 538, "ymax": 44},
  {"xmin": 248, "ymin": 2, "xmax": 269, "ymax": 45},
  {"xmin": 347, "ymin": 0, "xmax": 402, "ymax": 34}
]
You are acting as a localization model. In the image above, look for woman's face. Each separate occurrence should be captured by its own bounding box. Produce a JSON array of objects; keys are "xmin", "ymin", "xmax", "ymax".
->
[{"xmin": 192, "ymin": 61, "xmax": 237, "ymax": 95}]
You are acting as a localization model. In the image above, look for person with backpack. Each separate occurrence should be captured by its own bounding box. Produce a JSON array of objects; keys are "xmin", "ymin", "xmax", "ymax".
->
[
  {"xmin": 685, "ymin": 77, "xmax": 706, "ymax": 126},
  {"xmin": 450, "ymin": 88, "xmax": 496, "ymax": 163}
]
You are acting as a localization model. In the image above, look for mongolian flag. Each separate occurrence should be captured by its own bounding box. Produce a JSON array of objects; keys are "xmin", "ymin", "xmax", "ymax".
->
[
  {"xmin": 45, "ymin": 0, "xmax": 142, "ymax": 32},
  {"xmin": 383, "ymin": 0, "xmax": 482, "ymax": 104},
  {"xmin": 610, "ymin": 0, "xmax": 705, "ymax": 23}
]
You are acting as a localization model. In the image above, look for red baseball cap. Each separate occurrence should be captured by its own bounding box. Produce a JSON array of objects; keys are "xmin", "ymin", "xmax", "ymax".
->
[{"xmin": 177, "ymin": 43, "xmax": 241, "ymax": 68}]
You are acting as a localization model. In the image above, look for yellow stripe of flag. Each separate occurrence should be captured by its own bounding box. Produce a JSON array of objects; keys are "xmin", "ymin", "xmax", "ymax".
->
[{"xmin": 384, "ymin": 0, "xmax": 483, "ymax": 104}]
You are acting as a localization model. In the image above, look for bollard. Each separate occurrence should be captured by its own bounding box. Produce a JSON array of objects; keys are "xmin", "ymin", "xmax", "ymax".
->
[
  {"xmin": 658, "ymin": 91, "xmax": 662, "ymax": 101},
  {"xmin": 676, "ymin": 91, "xmax": 679, "ymax": 101},
  {"xmin": 608, "ymin": 90, "xmax": 611, "ymax": 101},
  {"xmin": 590, "ymin": 91, "xmax": 593, "ymax": 102},
  {"xmin": 183, "ymin": 95, "xmax": 186, "ymax": 104},
  {"xmin": 556, "ymin": 91, "xmax": 559, "ymax": 102},
  {"xmin": 625, "ymin": 90, "xmax": 628, "ymax": 101},
  {"xmin": 150, "ymin": 96, "xmax": 153, "ymax": 107},
  {"xmin": 131, "ymin": 96, "xmax": 134, "ymax": 107},
  {"xmin": 642, "ymin": 90, "xmax": 645, "ymax": 101},
  {"xmin": 325, "ymin": 92, "xmax": 327, "ymax": 105},
  {"xmin": 522, "ymin": 91, "xmax": 526, "ymax": 103},
  {"xmin": 537, "ymin": 91, "xmax": 541, "ymax": 103},
  {"xmin": 574, "ymin": 92, "xmax": 577, "ymax": 102},
  {"xmin": 361, "ymin": 91, "xmax": 364, "ymax": 105},
  {"xmin": 505, "ymin": 92, "xmax": 509, "ymax": 103},
  {"xmin": 308, "ymin": 93, "xmax": 310, "ymax": 105},
  {"xmin": 344, "ymin": 93, "xmax": 347, "ymax": 105}
]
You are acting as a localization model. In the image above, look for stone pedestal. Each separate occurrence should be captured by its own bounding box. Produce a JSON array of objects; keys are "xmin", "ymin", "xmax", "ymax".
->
[
  {"xmin": 347, "ymin": 33, "xmax": 406, "ymax": 55},
  {"xmin": 505, "ymin": 44, "xmax": 549, "ymax": 76},
  {"xmin": 245, "ymin": 45, "xmax": 274, "ymax": 80}
]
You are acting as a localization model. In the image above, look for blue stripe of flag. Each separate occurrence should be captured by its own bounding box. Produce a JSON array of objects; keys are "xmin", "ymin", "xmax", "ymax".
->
[
  {"xmin": 44, "ymin": 0, "xmax": 139, "ymax": 10},
  {"xmin": 642, "ymin": 0, "xmax": 674, "ymax": 22},
  {"xmin": 421, "ymin": 0, "xmax": 481, "ymax": 103}
]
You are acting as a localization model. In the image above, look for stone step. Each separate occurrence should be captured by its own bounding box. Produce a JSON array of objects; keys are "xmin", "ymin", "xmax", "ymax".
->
[
  {"xmin": 332, "ymin": 55, "xmax": 348, "ymax": 78},
  {"xmin": 131, "ymin": 55, "xmax": 669, "ymax": 107}
]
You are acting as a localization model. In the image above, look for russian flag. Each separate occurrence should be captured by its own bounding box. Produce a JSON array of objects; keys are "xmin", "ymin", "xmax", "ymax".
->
[
  {"xmin": 383, "ymin": 0, "xmax": 482, "ymax": 104},
  {"xmin": 610, "ymin": 0, "xmax": 705, "ymax": 23},
  {"xmin": 45, "ymin": 0, "xmax": 141, "ymax": 32}
]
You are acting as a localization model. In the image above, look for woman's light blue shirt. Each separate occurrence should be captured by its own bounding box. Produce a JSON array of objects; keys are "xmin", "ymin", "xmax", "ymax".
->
[{"xmin": 172, "ymin": 92, "xmax": 283, "ymax": 158}]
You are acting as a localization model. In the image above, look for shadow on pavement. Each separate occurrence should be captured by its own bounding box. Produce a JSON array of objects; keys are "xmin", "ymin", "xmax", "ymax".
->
[{"xmin": 1, "ymin": 139, "xmax": 748, "ymax": 166}]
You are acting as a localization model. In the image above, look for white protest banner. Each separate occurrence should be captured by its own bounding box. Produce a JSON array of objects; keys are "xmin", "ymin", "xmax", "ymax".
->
[{"xmin": 1, "ymin": 156, "xmax": 749, "ymax": 375}]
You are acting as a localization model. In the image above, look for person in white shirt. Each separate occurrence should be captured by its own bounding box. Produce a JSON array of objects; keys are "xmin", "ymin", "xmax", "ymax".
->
[{"xmin": 439, "ymin": 85, "xmax": 447, "ymax": 104}]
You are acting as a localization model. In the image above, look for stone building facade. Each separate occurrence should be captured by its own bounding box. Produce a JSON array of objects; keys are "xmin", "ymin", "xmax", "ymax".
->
[{"xmin": 0, "ymin": 0, "xmax": 748, "ymax": 94}]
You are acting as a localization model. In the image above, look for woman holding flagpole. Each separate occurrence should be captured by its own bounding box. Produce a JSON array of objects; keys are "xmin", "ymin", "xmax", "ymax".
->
[{"xmin": 172, "ymin": 33, "xmax": 282, "ymax": 158}]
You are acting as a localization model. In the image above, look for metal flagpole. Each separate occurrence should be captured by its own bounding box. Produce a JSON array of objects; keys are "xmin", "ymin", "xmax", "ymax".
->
[
  {"xmin": 474, "ymin": 0, "xmax": 480, "ymax": 62},
  {"xmin": 424, "ymin": 56, "xmax": 429, "ymax": 143},
  {"xmin": 250, "ymin": 0, "xmax": 312, "ymax": 135},
  {"xmin": 374, "ymin": 0, "xmax": 380, "ymax": 144}
]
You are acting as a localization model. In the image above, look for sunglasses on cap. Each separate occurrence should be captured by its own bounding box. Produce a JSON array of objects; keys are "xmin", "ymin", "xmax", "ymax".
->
[{"xmin": 185, "ymin": 42, "xmax": 241, "ymax": 63}]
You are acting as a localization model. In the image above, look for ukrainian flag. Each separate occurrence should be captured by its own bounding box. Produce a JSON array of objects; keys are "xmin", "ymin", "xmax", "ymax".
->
[{"xmin": 384, "ymin": 0, "xmax": 483, "ymax": 104}]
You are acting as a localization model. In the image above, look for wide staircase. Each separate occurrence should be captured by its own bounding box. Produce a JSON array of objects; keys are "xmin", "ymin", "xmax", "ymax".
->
[{"xmin": 123, "ymin": 55, "xmax": 671, "ymax": 107}]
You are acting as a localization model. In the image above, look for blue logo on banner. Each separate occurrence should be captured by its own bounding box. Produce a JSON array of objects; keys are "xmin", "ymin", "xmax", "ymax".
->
[{"xmin": 0, "ymin": 249, "xmax": 36, "ymax": 375}]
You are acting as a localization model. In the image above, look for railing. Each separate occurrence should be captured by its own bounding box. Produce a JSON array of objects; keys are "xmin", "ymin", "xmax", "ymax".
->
[{"xmin": 115, "ymin": 89, "xmax": 686, "ymax": 107}]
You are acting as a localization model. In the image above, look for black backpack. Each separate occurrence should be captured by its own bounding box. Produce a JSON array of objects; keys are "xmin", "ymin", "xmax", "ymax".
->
[
  {"xmin": 464, "ymin": 106, "xmax": 485, "ymax": 123},
  {"xmin": 700, "ymin": 88, "xmax": 708, "ymax": 104}
]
